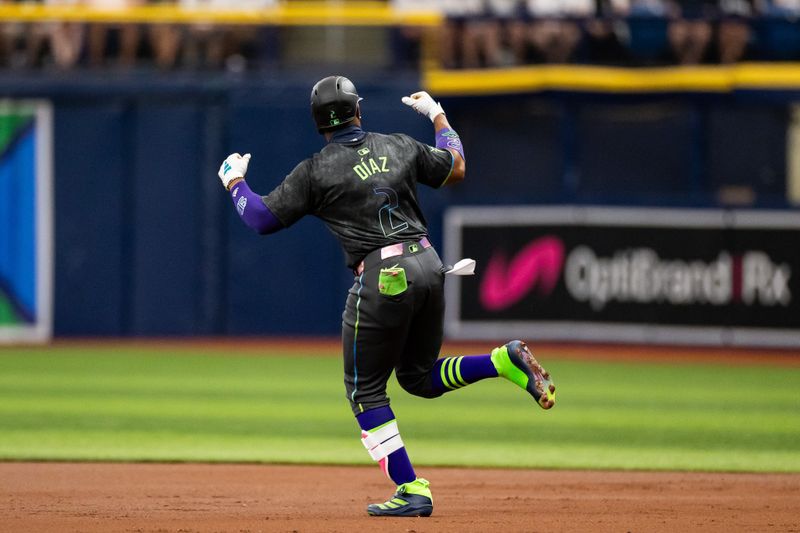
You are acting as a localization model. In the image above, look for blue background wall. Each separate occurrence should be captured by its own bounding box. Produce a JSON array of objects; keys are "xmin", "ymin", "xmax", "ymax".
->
[{"xmin": 1, "ymin": 73, "xmax": 793, "ymax": 336}]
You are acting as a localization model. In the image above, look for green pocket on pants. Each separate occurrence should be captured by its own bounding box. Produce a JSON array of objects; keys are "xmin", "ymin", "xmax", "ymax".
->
[{"xmin": 378, "ymin": 267, "xmax": 408, "ymax": 296}]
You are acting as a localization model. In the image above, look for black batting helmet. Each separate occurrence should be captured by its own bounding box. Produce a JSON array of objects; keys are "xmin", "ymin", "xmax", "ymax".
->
[{"xmin": 310, "ymin": 76, "xmax": 361, "ymax": 133}]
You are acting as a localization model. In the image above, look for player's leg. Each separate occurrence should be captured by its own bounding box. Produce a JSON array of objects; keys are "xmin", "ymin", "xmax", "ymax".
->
[
  {"xmin": 421, "ymin": 342, "xmax": 556, "ymax": 410},
  {"xmin": 392, "ymin": 250, "xmax": 450, "ymax": 397},
  {"xmin": 393, "ymin": 250, "xmax": 499, "ymax": 397},
  {"xmin": 356, "ymin": 405, "xmax": 432, "ymax": 517},
  {"xmin": 342, "ymin": 271, "xmax": 431, "ymax": 517},
  {"xmin": 343, "ymin": 304, "xmax": 420, "ymax": 493},
  {"xmin": 342, "ymin": 270, "xmax": 410, "ymax": 415},
  {"xmin": 394, "ymin": 299, "xmax": 512, "ymax": 397},
  {"xmin": 394, "ymin": 250, "xmax": 556, "ymax": 409},
  {"xmin": 429, "ymin": 342, "xmax": 556, "ymax": 409}
]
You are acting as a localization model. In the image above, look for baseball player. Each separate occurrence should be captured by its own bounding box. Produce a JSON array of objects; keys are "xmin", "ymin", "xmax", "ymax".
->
[{"xmin": 218, "ymin": 75, "xmax": 556, "ymax": 518}]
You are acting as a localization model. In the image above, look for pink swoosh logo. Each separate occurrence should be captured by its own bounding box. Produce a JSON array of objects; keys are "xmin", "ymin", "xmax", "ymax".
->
[{"xmin": 479, "ymin": 236, "xmax": 565, "ymax": 311}]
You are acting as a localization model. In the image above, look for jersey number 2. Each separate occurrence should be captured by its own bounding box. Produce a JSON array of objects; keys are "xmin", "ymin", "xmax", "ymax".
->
[{"xmin": 374, "ymin": 187, "xmax": 409, "ymax": 237}]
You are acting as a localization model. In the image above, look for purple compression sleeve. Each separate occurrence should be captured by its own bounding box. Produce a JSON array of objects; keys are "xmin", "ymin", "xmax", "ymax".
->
[
  {"xmin": 435, "ymin": 127, "xmax": 465, "ymax": 161},
  {"xmin": 229, "ymin": 180, "xmax": 283, "ymax": 235}
]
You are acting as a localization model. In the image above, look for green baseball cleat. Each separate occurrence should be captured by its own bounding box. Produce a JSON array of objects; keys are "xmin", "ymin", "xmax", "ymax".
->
[
  {"xmin": 367, "ymin": 478, "xmax": 433, "ymax": 517},
  {"xmin": 491, "ymin": 340, "xmax": 556, "ymax": 409}
]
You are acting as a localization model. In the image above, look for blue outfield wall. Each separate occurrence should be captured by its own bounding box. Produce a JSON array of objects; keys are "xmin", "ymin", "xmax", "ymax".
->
[
  {"xmin": 3, "ymin": 73, "xmax": 443, "ymax": 336},
  {"xmin": 0, "ymin": 72, "xmax": 794, "ymax": 336}
]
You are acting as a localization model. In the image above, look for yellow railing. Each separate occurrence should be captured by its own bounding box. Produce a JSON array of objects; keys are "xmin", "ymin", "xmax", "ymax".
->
[
  {"xmin": 423, "ymin": 63, "xmax": 800, "ymax": 95},
  {"xmin": 0, "ymin": 2, "xmax": 441, "ymax": 26}
]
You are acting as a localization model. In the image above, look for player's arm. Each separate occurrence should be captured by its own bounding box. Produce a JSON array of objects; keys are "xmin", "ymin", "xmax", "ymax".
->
[
  {"xmin": 217, "ymin": 153, "xmax": 284, "ymax": 235},
  {"xmin": 402, "ymin": 91, "xmax": 465, "ymax": 185}
]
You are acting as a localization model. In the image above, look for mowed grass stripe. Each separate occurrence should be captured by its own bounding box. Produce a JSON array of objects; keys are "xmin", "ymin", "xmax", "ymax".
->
[{"xmin": 0, "ymin": 347, "xmax": 798, "ymax": 471}]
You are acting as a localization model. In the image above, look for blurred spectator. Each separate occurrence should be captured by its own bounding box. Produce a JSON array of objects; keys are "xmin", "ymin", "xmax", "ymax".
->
[
  {"xmin": 148, "ymin": 23, "xmax": 181, "ymax": 70},
  {"xmin": 757, "ymin": 0, "xmax": 800, "ymax": 15},
  {"xmin": 460, "ymin": 0, "xmax": 497, "ymax": 68},
  {"xmin": 458, "ymin": 0, "xmax": 527, "ymax": 68},
  {"xmin": 526, "ymin": 0, "xmax": 592, "ymax": 63},
  {"xmin": 86, "ymin": 0, "xmax": 144, "ymax": 68},
  {"xmin": 50, "ymin": 0, "xmax": 86, "ymax": 68},
  {"xmin": 504, "ymin": 0, "xmax": 533, "ymax": 64},
  {"xmin": 623, "ymin": 0, "xmax": 671, "ymax": 64},
  {"xmin": 2, "ymin": 0, "xmax": 800, "ymax": 70},
  {"xmin": 755, "ymin": 0, "xmax": 800, "ymax": 60},
  {"xmin": 175, "ymin": 0, "xmax": 273, "ymax": 71},
  {"xmin": 583, "ymin": 0, "xmax": 631, "ymax": 64},
  {"xmin": 438, "ymin": 0, "xmax": 484, "ymax": 68},
  {"xmin": 24, "ymin": 0, "xmax": 85, "ymax": 69},
  {"xmin": 629, "ymin": 0, "xmax": 671, "ymax": 14},
  {"xmin": 487, "ymin": 0, "xmax": 528, "ymax": 66},
  {"xmin": 0, "ymin": 30, "xmax": 7, "ymax": 69},
  {"xmin": 717, "ymin": 0, "xmax": 753, "ymax": 62},
  {"xmin": 390, "ymin": 0, "xmax": 434, "ymax": 69},
  {"xmin": 148, "ymin": 0, "xmax": 182, "ymax": 70},
  {"xmin": 667, "ymin": 0, "xmax": 715, "ymax": 64},
  {"xmin": 179, "ymin": 0, "xmax": 227, "ymax": 70},
  {"xmin": 23, "ymin": 3, "xmax": 49, "ymax": 68},
  {"xmin": 0, "ymin": 1, "xmax": 23, "ymax": 67}
]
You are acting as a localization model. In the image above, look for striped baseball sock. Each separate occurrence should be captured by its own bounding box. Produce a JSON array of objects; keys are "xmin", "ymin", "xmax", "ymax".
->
[
  {"xmin": 357, "ymin": 405, "xmax": 416, "ymax": 485},
  {"xmin": 431, "ymin": 355, "xmax": 499, "ymax": 394}
]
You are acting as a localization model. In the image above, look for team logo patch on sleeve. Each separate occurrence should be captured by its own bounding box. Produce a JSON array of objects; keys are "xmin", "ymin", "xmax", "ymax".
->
[{"xmin": 236, "ymin": 196, "xmax": 248, "ymax": 215}]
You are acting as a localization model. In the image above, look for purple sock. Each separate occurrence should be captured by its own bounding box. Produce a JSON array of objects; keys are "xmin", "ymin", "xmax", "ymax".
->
[
  {"xmin": 357, "ymin": 405, "xmax": 416, "ymax": 486},
  {"xmin": 430, "ymin": 354, "xmax": 498, "ymax": 395}
]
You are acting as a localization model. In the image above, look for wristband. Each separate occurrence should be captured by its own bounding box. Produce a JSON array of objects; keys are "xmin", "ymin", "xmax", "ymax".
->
[{"xmin": 435, "ymin": 127, "xmax": 465, "ymax": 161}]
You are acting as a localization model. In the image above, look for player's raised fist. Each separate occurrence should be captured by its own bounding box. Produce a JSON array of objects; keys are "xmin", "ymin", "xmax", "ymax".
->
[
  {"xmin": 218, "ymin": 153, "xmax": 251, "ymax": 189},
  {"xmin": 401, "ymin": 91, "xmax": 445, "ymax": 122}
]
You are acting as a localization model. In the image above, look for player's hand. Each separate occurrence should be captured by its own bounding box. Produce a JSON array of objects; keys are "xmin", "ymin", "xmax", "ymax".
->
[
  {"xmin": 218, "ymin": 152, "xmax": 251, "ymax": 189},
  {"xmin": 401, "ymin": 91, "xmax": 444, "ymax": 122}
]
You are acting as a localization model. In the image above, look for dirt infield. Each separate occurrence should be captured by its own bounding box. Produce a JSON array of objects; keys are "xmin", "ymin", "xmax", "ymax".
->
[{"xmin": 2, "ymin": 462, "xmax": 799, "ymax": 533}]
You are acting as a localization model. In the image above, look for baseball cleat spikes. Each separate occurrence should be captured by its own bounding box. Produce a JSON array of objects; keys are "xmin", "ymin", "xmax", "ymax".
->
[
  {"xmin": 367, "ymin": 478, "xmax": 433, "ymax": 517},
  {"xmin": 491, "ymin": 340, "xmax": 556, "ymax": 410}
]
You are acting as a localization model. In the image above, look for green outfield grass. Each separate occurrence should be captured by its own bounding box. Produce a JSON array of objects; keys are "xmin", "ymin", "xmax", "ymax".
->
[
  {"xmin": 1, "ymin": 345, "xmax": 799, "ymax": 472},
  {"xmin": 0, "ymin": 291, "xmax": 22, "ymax": 324}
]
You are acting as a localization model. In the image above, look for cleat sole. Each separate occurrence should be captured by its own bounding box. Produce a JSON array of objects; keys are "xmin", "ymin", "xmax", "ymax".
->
[{"xmin": 515, "ymin": 341, "xmax": 556, "ymax": 410}]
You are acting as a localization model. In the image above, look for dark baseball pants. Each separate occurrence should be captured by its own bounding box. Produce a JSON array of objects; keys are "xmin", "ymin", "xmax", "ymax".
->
[{"xmin": 342, "ymin": 243, "xmax": 446, "ymax": 415}]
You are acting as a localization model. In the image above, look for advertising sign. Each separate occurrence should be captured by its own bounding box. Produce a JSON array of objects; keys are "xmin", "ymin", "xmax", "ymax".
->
[
  {"xmin": 0, "ymin": 100, "xmax": 53, "ymax": 343},
  {"xmin": 444, "ymin": 207, "xmax": 800, "ymax": 347}
]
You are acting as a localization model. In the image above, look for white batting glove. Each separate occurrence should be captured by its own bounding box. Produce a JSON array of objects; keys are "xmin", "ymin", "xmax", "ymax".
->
[
  {"xmin": 218, "ymin": 153, "xmax": 251, "ymax": 189},
  {"xmin": 401, "ymin": 91, "xmax": 445, "ymax": 122}
]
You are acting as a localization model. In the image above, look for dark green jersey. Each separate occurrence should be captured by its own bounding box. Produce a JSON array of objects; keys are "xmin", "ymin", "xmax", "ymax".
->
[{"xmin": 263, "ymin": 132, "xmax": 454, "ymax": 269}]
